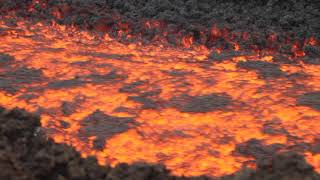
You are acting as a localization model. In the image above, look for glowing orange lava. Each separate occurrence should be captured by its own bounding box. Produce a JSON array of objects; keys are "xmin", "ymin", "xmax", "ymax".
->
[{"xmin": 0, "ymin": 17, "xmax": 319, "ymax": 177}]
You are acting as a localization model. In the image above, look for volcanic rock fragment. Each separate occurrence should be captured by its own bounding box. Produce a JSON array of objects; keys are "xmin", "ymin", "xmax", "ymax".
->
[
  {"xmin": 304, "ymin": 45, "xmax": 320, "ymax": 58},
  {"xmin": 59, "ymin": 120, "xmax": 70, "ymax": 129},
  {"xmin": 262, "ymin": 120, "xmax": 288, "ymax": 135},
  {"xmin": 107, "ymin": 163, "xmax": 173, "ymax": 180},
  {"xmin": 162, "ymin": 69, "xmax": 192, "ymax": 77},
  {"xmin": 228, "ymin": 151, "xmax": 320, "ymax": 180},
  {"xmin": 302, "ymin": 45, "xmax": 320, "ymax": 64},
  {"xmin": 48, "ymin": 78, "xmax": 84, "ymax": 89},
  {"xmin": 237, "ymin": 61, "xmax": 285, "ymax": 78},
  {"xmin": 128, "ymin": 95, "xmax": 159, "ymax": 109},
  {"xmin": 119, "ymin": 80, "xmax": 148, "ymax": 93},
  {"xmin": 169, "ymin": 93, "xmax": 232, "ymax": 113},
  {"xmin": 79, "ymin": 110, "xmax": 136, "ymax": 150},
  {"xmin": 234, "ymin": 139, "xmax": 284, "ymax": 160},
  {"xmin": 85, "ymin": 69, "xmax": 128, "ymax": 84},
  {"xmin": 208, "ymin": 50, "xmax": 243, "ymax": 62},
  {"xmin": 251, "ymin": 152, "xmax": 320, "ymax": 180},
  {"xmin": 302, "ymin": 57, "xmax": 320, "ymax": 65},
  {"xmin": 128, "ymin": 90, "xmax": 161, "ymax": 110},
  {"xmin": 0, "ymin": 53, "xmax": 13, "ymax": 64},
  {"xmin": 61, "ymin": 101, "xmax": 77, "ymax": 116},
  {"xmin": 297, "ymin": 92, "xmax": 320, "ymax": 110},
  {"xmin": 0, "ymin": 67, "xmax": 44, "ymax": 93}
]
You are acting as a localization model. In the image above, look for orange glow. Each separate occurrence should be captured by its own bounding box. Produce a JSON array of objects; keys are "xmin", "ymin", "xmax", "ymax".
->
[
  {"xmin": 0, "ymin": 17, "xmax": 319, "ymax": 178},
  {"xmin": 182, "ymin": 35, "xmax": 194, "ymax": 48}
]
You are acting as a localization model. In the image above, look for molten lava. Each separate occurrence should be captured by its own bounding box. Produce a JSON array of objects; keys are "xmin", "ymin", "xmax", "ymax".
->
[{"xmin": 0, "ymin": 17, "xmax": 319, "ymax": 177}]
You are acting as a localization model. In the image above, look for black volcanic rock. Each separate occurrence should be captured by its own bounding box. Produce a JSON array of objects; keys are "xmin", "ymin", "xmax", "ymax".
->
[
  {"xmin": 0, "ymin": 67, "xmax": 44, "ymax": 93},
  {"xmin": 302, "ymin": 57, "xmax": 320, "ymax": 65},
  {"xmin": 297, "ymin": 91, "xmax": 320, "ymax": 110},
  {"xmin": 304, "ymin": 45, "xmax": 320, "ymax": 58},
  {"xmin": 78, "ymin": 110, "xmax": 136, "ymax": 150},
  {"xmin": 170, "ymin": 93, "xmax": 232, "ymax": 113},
  {"xmin": 262, "ymin": 120, "xmax": 288, "ymax": 135},
  {"xmin": 48, "ymin": 78, "xmax": 84, "ymax": 89},
  {"xmin": 252, "ymin": 152, "xmax": 320, "ymax": 180},
  {"xmin": 237, "ymin": 61, "xmax": 285, "ymax": 78},
  {"xmin": 234, "ymin": 139, "xmax": 284, "ymax": 160},
  {"xmin": 0, "ymin": 53, "xmax": 14, "ymax": 64}
]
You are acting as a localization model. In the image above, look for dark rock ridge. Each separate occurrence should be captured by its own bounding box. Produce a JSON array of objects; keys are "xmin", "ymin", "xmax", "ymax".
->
[{"xmin": 169, "ymin": 93, "xmax": 232, "ymax": 113}]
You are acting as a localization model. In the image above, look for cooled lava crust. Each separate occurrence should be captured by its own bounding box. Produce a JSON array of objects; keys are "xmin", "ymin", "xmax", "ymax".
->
[{"xmin": 0, "ymin": 0, "xmax": 320, "ymax": 179}]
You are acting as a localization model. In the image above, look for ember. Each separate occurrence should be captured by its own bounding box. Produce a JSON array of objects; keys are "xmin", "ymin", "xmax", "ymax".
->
[{"xmin": 0, "ymin": 0, "xmax": 319, "ymax": 179}]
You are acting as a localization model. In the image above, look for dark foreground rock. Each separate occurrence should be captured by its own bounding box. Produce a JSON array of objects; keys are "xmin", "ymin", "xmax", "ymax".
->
[{"xmin": 0, "ymin": 107, "xmax": 320, "ymax": 180}]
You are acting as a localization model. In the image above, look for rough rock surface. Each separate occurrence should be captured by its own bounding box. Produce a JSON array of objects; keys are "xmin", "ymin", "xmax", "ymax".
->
[{"xmin": 1, "ymin": 0, "xmax": 319, "ymax": 51}]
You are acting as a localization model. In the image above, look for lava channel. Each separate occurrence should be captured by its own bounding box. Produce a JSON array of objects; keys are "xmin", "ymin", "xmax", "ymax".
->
[{"xmin": 0, "ymin": 18, "xmax": 320, "ymax": 177}]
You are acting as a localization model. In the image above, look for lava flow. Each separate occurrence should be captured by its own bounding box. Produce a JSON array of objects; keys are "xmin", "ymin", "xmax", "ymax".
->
[{"xmin": 0, "ymin": 17, "xmax": 320, "ymax": 178}]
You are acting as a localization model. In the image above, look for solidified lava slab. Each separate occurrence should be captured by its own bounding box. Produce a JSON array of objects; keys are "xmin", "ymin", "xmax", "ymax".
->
[
  {"xmin": 297, "ymin": 92, "xmax": 320, "ymax": 110},
  {"xmin": 169, "ymin": 93, "xmax": 232, "ymax": 113},
  {"xmin": 236, "ymin": 61, "xmax": 285, "ymax": 79},
  {"xmin": 78, "ymin": 110, "xmax": 136, "ymax": 150}
]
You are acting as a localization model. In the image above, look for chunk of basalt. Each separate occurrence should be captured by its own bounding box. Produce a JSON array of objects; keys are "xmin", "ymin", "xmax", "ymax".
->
[
  {"xmin": 161, "ymin": 69, "xmax": 193, "ymax": 77},
  {"xmin": 297, "ymin": 92, "xmax": 320, "ymax": 110},
  {"xmin": 262, "ymin": 120, "xmax": 288, "ymax": 135},
  {"xmin": 304, "ymin": 45, "xmax": 320, "ymax": 58},
  {"xmin": 128, "ymin": 96, "xmax": 159, "ymax": 109},
  {"xmin": 61, "ymin": 101, "xmax": 78, "ymax": 116},
  {"xmin": 234, "ymin": 139, "xmax": 285, "ymax": 160},
  {"xmin": 48, "ymin": 78, "xmax": 84, "ymax": 89},
  {"xmin": 253, "ymin": 152, "xmax": 320, "ymax": 180},
  {"xmin": 311, "ymin": 139, "xmax": 320, "ymax": 154},
  {"xmin": 169, "ymin": 93, "xmax": 232, "ymax": 113},
  {"xmin": 127, "ymin": 90, "xmax": 161, "ymax": 109},
  {"xmin": 0, "ymin": 53, "xmax": 14, "ymax": 64},
  {"xmin": 78, "ymin": 110, "xmax": 136, "ymax": 150},
  {"xmin": 208, "ymin": 50, "xmax": 244, "ymax": 62},
  {"xmin": 107, "ymin": 163, "xmax": 173, "ymax": 180},
  {"xmin": 302, "ymin": 57, "xmax": 320, "ymax": 65},
  {"xmin": 59, "ymin": 120, "xmax": 70, "ymax": 129},
  {"xmin": 119, "ymin": 80, "xmax": 148, "ymax": 93},
  {"xmin": 0, "ymin": 67, "xmax": 44, "ymax": 93},
  {"xmin": 237, "ymin": 61, "xmax": 285, "ymax": 78},
  {"xmin": 85, "ymin": 70, "xmax": 128, "ymax": 84}
]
